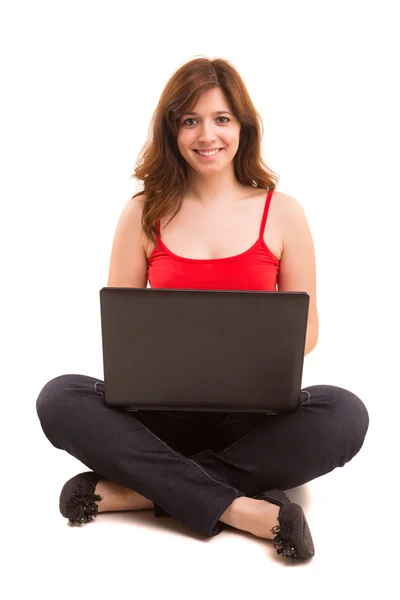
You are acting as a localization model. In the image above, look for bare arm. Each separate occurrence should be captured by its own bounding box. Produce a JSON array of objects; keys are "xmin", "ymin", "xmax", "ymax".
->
[
  {"xmin": 107, "ymin": 194, "xmax": 148, "ymax": 288},
  {"xmin": 277, "ymin": 194, "xmax": 319, "ymax": 356}
]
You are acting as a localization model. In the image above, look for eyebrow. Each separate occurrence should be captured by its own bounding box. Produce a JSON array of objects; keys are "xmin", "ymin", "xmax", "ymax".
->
[{"xmin": 183, "ymin": 111, "xmax": 233, "ymax": 116}]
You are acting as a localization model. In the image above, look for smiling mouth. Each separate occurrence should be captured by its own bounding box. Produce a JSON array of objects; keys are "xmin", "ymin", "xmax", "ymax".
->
[{"xmin": 194, "ymin": 148, "xmax": 223, "ymax": 156}]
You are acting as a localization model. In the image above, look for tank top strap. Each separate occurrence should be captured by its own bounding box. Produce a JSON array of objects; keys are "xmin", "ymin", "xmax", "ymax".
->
[{"xmin": 259, "ymin": 189, "xmax": 274, "ymax": 240}]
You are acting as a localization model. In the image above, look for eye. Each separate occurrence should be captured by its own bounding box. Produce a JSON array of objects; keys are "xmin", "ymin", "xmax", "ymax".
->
[{"xmin": 181, "ymin": 116, "xmax": 231, "ymax": 126}]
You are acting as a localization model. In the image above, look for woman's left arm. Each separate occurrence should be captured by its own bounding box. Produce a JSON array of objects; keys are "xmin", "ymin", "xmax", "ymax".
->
[{"xmin": 277, "ymin": 194, "xmax": 319, "ymax": 356}]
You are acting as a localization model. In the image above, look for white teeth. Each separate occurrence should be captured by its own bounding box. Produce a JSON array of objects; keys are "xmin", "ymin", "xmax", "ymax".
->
[{"xmin": 197, "ymin": 149, "xmax": 220, "ymax": 156}]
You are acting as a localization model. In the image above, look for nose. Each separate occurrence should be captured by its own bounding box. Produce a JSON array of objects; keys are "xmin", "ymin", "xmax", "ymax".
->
[{"xmin": 197, "ymin": 120, "xmax": 218, "ymax": 144}]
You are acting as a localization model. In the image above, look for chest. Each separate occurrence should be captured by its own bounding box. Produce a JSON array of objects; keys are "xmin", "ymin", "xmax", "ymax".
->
[{"xmin": 146, "ymin": 192, "xmax": 283, "ymax": 261}]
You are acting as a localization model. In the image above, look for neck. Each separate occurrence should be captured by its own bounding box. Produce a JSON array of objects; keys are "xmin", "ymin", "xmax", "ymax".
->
[{"xmin": 184, "ymin": 167, "xmax": 245, "ymax": 207}]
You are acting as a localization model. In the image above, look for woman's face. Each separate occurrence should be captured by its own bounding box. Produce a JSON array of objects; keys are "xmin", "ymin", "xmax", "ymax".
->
[{"xmin": 176, "ymin": 87, "xmax": 241, "ymax": 174}]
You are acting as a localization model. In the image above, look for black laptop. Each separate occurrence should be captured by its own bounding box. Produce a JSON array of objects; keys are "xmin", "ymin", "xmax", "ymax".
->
[{"xmin": 99, "ymin": 287, "xmax": 309, "ymax": 414}]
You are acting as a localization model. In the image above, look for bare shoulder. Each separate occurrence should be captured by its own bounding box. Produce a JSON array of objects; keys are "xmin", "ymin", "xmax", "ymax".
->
[
  {"xmin": 126, "ymin": 192, "xmax": 146, "ymax": 214},
  {"xmin": 272, "ymin": 190, "xmax": 304, "ymax": 217},
  {"xmin": 273, "ymin": 191, "xmax": 309, "ymax": 232}
]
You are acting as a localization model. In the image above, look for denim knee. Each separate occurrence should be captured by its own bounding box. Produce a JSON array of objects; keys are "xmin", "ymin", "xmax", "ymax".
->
[
  {"xmin": 36, "ymin": 374, "xmax": 77, "ymax": 443},
  {"xmin": 320, "ymin": 384, "xmax": 369, "ymax": 458}
]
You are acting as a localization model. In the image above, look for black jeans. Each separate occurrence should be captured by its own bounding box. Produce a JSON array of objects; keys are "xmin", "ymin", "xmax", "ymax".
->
[{"xmin": 36, "ymin": 374, "xmax": 369, "ymax": 537}]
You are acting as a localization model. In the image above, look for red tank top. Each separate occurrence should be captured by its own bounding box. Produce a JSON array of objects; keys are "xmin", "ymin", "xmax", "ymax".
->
[{"xmin": 147, "ymin": 189, "xmax": 279, "ymax": 291}]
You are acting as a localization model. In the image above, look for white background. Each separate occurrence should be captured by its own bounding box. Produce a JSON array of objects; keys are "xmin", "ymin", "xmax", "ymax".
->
[{"xmin": 1, "ymin": 0, "xmax": 398, "ymax": 597}]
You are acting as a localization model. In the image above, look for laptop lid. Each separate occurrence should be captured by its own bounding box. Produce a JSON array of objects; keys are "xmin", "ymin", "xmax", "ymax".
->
[{"xmin": 99, "ymin": 288, "xmax": 309, "ymax": 413}]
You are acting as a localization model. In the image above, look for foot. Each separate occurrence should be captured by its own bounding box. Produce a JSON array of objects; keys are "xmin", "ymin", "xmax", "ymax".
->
[
  {"xmin": 94, "ymin": 480, "xmax": 154, "ymax": 513},
  {"xmin": 220, "ymin": 497, "xmax": 280, "ymax": 540}
]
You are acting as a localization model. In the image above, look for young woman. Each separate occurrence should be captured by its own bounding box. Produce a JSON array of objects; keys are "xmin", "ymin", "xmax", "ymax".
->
[{"xmin": 36, "ymin": 57, "xmax": 369, "ymax": 562}]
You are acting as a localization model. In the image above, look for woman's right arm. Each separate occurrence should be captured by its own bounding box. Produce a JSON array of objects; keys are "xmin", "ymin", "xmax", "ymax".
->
[{"xmin": 107, "ymin": 194, "xmax": 148, "ymax": 288}]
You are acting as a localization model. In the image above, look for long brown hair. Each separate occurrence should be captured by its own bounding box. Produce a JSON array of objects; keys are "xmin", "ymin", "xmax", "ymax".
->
[{"xmin": 131, "ymin": 57, "xmax": 280, "ymax": 247}]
